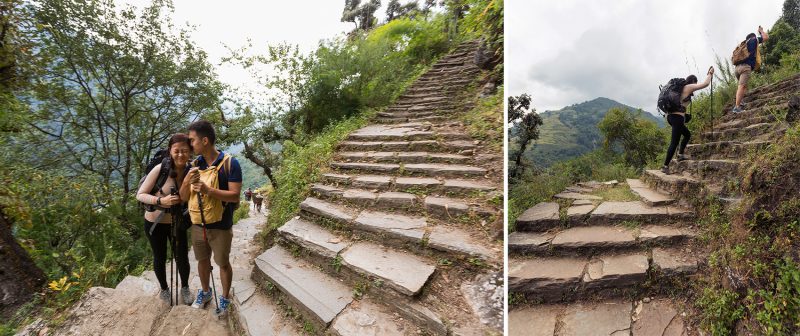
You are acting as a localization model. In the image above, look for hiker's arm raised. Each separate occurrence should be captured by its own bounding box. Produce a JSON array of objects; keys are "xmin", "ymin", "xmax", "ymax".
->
[
  {"xmin": 760, "ymin": 26, "xmax": 769, "ymax": 41},
  {"xmin": 684, "ymin": 68, "xmax": 714, "ymax": 93}
]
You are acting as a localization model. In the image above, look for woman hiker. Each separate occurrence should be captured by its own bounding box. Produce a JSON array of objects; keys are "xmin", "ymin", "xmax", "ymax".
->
[
  {"xmin": 661, "ymin": 66, "xmax": 715, "ymax": 175},
  {"xmin": 136, "ymin": 133, "xmax": 193, "ymax": 304}
]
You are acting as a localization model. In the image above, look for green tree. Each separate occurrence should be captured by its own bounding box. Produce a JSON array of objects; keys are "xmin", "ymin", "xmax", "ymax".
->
[
  {"xmin": 783, "ymin": 0, "xmax": 800, "ymax": 30},
  {"xmin": 22, "ymin": 0, "xmax": 222, "ymax": 204},
  {"xmin": 508, "ymin": 93, "xmax": 542, "ymax": 179},
  {"xmin": 386, "ymin": 0, "xmax": 419, "ymax": 21},
  {"xmin": 762, "ymin": 19, "xmax": 800, "ymax": 68},
  {"xmin": 597, "ymin": 107, "xmax": 665, "ymax": 169},
  {"xmin": 341, "ymin": 0, "xmax": 381, "ymax": 31}
]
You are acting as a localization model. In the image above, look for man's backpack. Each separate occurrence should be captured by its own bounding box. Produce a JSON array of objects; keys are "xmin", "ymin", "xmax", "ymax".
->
[
  {"xmin": 188, "ymin": 154, "xmax": 235, "ymax": 225},
  {"xmin": 138, "ymin": 149, "xmax": 172, "ymax": 212},
  {"xmin": 657, "ymin": 78, "xmax": 688, "ymax": 115},
  {"xmin": 731, "ymin": 39, "xmax": 750, "ymax": 65}
]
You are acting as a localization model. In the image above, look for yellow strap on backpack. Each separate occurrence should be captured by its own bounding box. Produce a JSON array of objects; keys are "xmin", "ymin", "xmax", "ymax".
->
[
  {"xmin": 188, "ymin": 154, "xmax": 232, "ymax": 225},
  {"xmin": 754, "ymin": 43, "xmax": 762, "ymax": 72}
]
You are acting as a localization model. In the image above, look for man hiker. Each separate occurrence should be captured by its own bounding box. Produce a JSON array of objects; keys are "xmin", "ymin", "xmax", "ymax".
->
[
  {"xmin": 660, "ymin": 66, "xmax": 715, "ymax": 175},
  {"xmin": 244, "ymin": 187, "xmax": 252, "ymax": 202},
  {"xmin": 253, "ymin": 192, "xmax": 264, "ymax": 213},
  {"xmin": 732, "ymin": 25, "xmax": 769, "ymax": 114},
  {"xmin": 180, "ymin": 120, "xmax": 242, "ymax": 317}
]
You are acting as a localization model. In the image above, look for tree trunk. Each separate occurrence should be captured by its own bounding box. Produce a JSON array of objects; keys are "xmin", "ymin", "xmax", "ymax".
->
[
  {"xmin": 0, "ymin": 208, "xmax": 46, "ymax": 318},
  {"xmin": 242, "ymin": 141, "xmax": 279, "ymax": 190}
]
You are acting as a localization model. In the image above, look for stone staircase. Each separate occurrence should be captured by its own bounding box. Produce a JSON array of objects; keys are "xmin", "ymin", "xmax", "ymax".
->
[
  {"xmin": 16, "ymin": 209, "xmax": 301, "ymax": 336},
  {"xmin": 251, "ymin": 40, "xmax": 503, "ymax": 335},
  {"xmin": 508, "ymin": 73, "xmax": 800, "ymax": 335}
]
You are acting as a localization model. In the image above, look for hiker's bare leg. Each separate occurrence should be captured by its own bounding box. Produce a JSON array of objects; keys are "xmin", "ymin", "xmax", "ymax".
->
[
  {"xmin": 198, "ymin": 258, "xmax": 211, "ymax": 292},
  {"xmin": 736, "ymin": 83, "xmax": 746, "ymax": 107},
  {"xmin": 220, "ymin": 264, "xmax": 233, "ymax": 298}
]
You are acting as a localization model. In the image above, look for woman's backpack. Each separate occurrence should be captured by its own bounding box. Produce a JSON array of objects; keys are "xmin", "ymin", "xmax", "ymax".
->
[
  {"xmin": 138, "ymin": 149, "xmax": 172, "ymax": 212},
  {"xmin": 657, "ymin": 78, "xmax": 688, "ymax": 115}
]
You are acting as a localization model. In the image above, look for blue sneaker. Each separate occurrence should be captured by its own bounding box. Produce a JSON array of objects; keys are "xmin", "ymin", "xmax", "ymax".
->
[
  {"xmin": 217, "ymin": 295, "xmax": 230, "ymax": 317},
  {"xmin": 732, "ymin": 106, "xmax": 744, "ymax": 114},
  {"xmin": 191, "ymin": 289, "xmax": 212, "ymax": 309}
]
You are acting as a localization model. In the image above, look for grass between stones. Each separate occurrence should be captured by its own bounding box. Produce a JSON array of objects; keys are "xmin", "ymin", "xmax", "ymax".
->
[{"xmin": 590, "ymin": 184, "xmax": 638, "ymax": 202}]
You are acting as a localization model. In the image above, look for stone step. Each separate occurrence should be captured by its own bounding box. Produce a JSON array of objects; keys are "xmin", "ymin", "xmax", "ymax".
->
[
  {"xmin": 685, "ymin": 140, "xmax": 771, "ymax": 160},
  {"xmin": 375, "ymin": 116, "xmax": 447, "ymax": 124},
  {"xmin": 330, "ymin": 161, "xmax": 488, "ymax": 177},
  {"xmin": 627, "ymin": 179, "xmax": 675, "ymax": 206},
  {"xmin": 699, "ymin": 122, "xmax": 785, "ymax": 142},
  {"xmin": 718, "ymin": 102, "xmax": 789, "ymax": 124},
  {"xmin": 347, "ymin": 129, "xmax": 471, "ymax": 142},
  {"xmin": 514, "ymin": 202, "xmax": 561, "ymax": 232},
  {"xmin": 231, "ymin": 278, "xmax": 300, "ymax": 336},
  {"xmin": 714, "ymin": 113, "xmax": 777, "ymax": 131},
  {"xmin": 508, "ymin": 225, "xmax": 696, "ymax": 256},
  {"xmin": 588, "ymin": 201, "xmax": 693, "ymax": 225},
  {"xmin": 670, "ymin": 159, "xmax": 741, "ymax": 184},
  {"xmin": 509, "ymin": 299, "xmax": 690, "ymax": 336},
  {"xmin": 508, "ymin": 248, "xmax": 700, "ymax": 302},
  {"xmin": 337, "ymin": 139, "xmax": 476, "ymax": 153},
  {"xmin": 299, "ymin": 197, "xmax": 495, "ymax": 261},
  {"xmin": 252, "ymin": 246, "xmax": 415, "ymax": 333},
  {"xmin": 387, "ymin": 102, "xmax": 456, "ymax": 111},
  {"xmin": 377, "ymin": 110, "xmax": 440, "ymax": 119},
  {"xmin": 310, "ymin": 183, "xmax": 494, "ymax": 219},
  {"xmin": 320, "ymin": 172, "xmax": 496, "ymax": 194},
  {"xmin": 336, "ymin": 151, "xmax": 472, "ymax": 164},
  {"xmin": 641, "ymin": 169, "xmax": 702, "ymax": 197}
]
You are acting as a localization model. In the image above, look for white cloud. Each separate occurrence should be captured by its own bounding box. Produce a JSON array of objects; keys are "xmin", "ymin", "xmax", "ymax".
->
[{"xmin": 507, "ymin": 0, "xmax": 784, "ymax": 111}]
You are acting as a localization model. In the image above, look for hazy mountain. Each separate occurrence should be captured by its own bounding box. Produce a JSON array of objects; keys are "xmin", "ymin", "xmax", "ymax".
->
[{"xmin": 511, "ymin": 97, "xmax": 664, "ymax": 168}]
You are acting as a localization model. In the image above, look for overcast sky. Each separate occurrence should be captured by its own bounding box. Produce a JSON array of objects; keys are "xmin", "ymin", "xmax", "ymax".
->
[
  {"xmin": 117, "ymin": 0, "xmax": 394, "ymax": 91},
  {"xmin": 507, "ymin": 0, "xmax": 784, "ymax": 113}
]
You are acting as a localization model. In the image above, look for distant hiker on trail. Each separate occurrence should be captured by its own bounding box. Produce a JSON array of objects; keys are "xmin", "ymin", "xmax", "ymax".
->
[
  {"xmin": 253, "ymin": 192, "xmax": 264, "ymax": 213},
  {"xmin": 136, "ymin": 133, "xmax": 193, "ymax": 305},
  {"xmin": 732, "ymin": 25, "xmax": 769, "ymax": 114},
  {"xmin": 244, "ymin": 188, "xmax": 252, "ymax": 202},
  {"xmin": 180, "ymin": 120, "xmax": 242, "ymax": 317},
  {"xmin": 659, "ymin": 66, "xmax": 715, "ymax": 175}
]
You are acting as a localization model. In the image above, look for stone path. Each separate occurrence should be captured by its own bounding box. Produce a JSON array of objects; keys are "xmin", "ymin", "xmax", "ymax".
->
[
  {"xmin": 252, "ymin": 40, "xmax": 504, "ymax": 335},
  {"xmin": 19, "ymin": 207, "xmax": 300, "ymax": 336},
  {"xmin": 509, "ymin": 73, "xmax": 800, "ymax": 334}
]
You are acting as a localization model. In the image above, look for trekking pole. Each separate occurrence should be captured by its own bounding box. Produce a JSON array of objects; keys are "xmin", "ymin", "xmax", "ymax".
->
[
  {"xmin": 196, "ymin": 191, "xmax": 220, "ymax": 315},
  {"xmin": 170, "ymin": 186, "xmax": 179, "ymax": 306},
  {"xmin": 710, "ymin": 72, "xmax": 714, "ymax": 142}
]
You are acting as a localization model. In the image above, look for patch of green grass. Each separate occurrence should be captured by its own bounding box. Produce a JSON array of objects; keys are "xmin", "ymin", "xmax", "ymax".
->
[
  {"xmin": 353, "ymin": 282, "xmax": 368, "ymax": 299},
  {"xmin": 232, "ymin": 201, "xmax": 250, "ymax": 224},
  {"xmin": 591, "ymin": 185, "xmax": 638, "ymax": 202},
  {"xmin": 460, "ymin": 86, "xmax": 503, "ymax": 151},
  {"xmin": 331, "ymin": 255, "xmax": 343, "ymax": 272},
  {"xmin": 696, "ymin": 287, "xmax": 745, "ymax": 336}
]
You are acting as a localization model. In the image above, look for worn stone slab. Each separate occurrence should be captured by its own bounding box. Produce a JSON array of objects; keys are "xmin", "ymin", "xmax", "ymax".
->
[
  {"xmin": 331, "ymin": 162, "xmax": 400, "ymax": 172},
  {"xmin": 515, "ymin": 202, "xmax": 560, "ymax": 232},
  {"xmin": 428, "ymin": 153, "xmax": 471, "ymax": 163},
  {"xmin": 460, "ymin": 272, "xmax": 504, "ymax": 330},
  {"xmin": 589, "ymin": 201, "xmax": 674, "ymax": 224},
  {"xmin": 322, "ymin": 173, "xmax": 352, "ymax": 184},
  {"xmin": 115, "ymin": 275, "xmax": 159, "ymax": 295},
  {"xmin": 343, "ymin": 189, "xmax": 378, "ymax": 202},
  {"xmin": 551, "ymin": 226, "xmax": 636, "ymax": 250},
  {"xmin": 554, "ymin": 192, "xmax": 603, "ymax": 200},
  {"xmin": 652, "ymin": 248, "xmax": 698, "ymax": 276},
  {"xmin": 352, "ymin": 175, "xmax": 393, "ymax": 189},
  {"xmin": 604, "ymin": 180, "xmax": 620, "ymax": 186},
  {"xmin": 382, "ymin": 141, "xmax": 412, "ymax": 150},
  {"xmin": 278, "ymin": 217, "xmax": 350, "ymax": 258},
  {"xmin": 339, "ymin": 141, "xmax": 383, "ymax": 150},
  {"xmin": 312, "ymin": 183, "xmax": 345, "ymax": 198},
  {"xmin": 300, "ymin": 197, "xmax": 355, "ymax": 223},
  {"xmin": 331, "ymin": 300, "xmax": 408, "ymax": 336},
  {"xmin": 395, "ymin": 177, "xmax": 442, "ymax": 189},
  {"xmin": 508, "ymin": 258, "xmax": 587, "ymax": 298},
  {"xmin": 340, "ymin": 242, "xmax": 435, "ymax": 296},
  {"xmin": 507, "ymin": 231, "xmax": 555, "ymax": 254},
  {"xmin": 638, "ymin": 225, "xmax": 695, "ymax": 244},
  {"xmin": 427, "ymin": 226, "xmax": 493, "ymax": 259},
  {"xmin": 404, "ymin": 163, "xmax": 487, "ymax": 176},
  {"xmin": 424, "ymin": 196, "xmax": 470, "ymax": 217},
  {"xmin": 442, "ymin": 179, "xmax": 495, "ymax": 192},
  {"xmin": 235, "ymin": 290, "xmax": 298, "ymax": 336},
  {"xmin": 377, "ymin": 192, "xmax": 416, "ymax": 207},
  {"xmin": 559, "ymin": 302, "xmax": 632, "ymax": 336},
  {"xmin": 152, "ymin": 305, "xmax": 228, "ymax": 336},
  {"xmin": 584, "ymin": 254, "xmax": 649, "ymax": 289},
  {"xmin": 627, "ymin": 178, "xmax": 675, "ymax": 206},
  {"xmin": 571, "ymin": 199, "xmax": 593, "ymax": 205},
  {"xmin": 632, "ymin": 299, "xmax": 687, "ymax": 336},
  {"xmin": 567, "ymin": 204, "xmax": 596, "ymax": 223},
  {"xmin": 566, "ymin": 185, "xmax": 594, "ymax": 193},
  {"xmin": 348, "ymin": 124, "xmax": 434, "ymax": 141},
  {"xmin": 353, "ymin": 210, "xmax": 426, "ymax": 242},
  {"xmin": 254, "ymin": 246, "xmax": 353, "ymax": 326},
  {"xmin": 508, "ymin": 306, "xmax": 561, "ymax": 336}
]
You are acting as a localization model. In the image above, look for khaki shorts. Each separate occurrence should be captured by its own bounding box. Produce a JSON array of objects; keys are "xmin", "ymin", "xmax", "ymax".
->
[
  {"xmin": 735, "ymin": 64, "xmax": 752, "ymax": 87},
  {"xmin": 192, "ymin": 225, "xmax": 232, "ymax": 267}
]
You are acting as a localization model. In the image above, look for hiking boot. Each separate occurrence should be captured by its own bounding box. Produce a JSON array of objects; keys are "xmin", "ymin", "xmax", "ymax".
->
[
  {"xmin": 181, "ymin": 286, "xmax": 192, "ymax": 306},
  {"xmin": 660, "ymin": 165, "xmax": 670, "ymax": 175},
  {"xmin": 216, "ymin": 295, "xmax": 231, "ymax": 317},
  {"xmin": 676, "ymin": 154, "xmax": 690, "ymax": 162},
  {"xmin": 732, "ymin": 106, "xmax": 744, "ymax": 114},
  {"xmin": 191, "ymin": 289, "xmax": 212, "ymax": 309},
  {"xmin": 159, "ymin": 288, "xmax": 171, "ymax": 303}
]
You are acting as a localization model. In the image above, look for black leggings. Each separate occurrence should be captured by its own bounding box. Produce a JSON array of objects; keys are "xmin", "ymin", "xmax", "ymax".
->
[
  {"xmin": 664, "ymin": 113, "xmax": 691, "ymax": 166},
  {"xmin": 144, "ymin": 220, "xmax": 190, "ymax": 290}
]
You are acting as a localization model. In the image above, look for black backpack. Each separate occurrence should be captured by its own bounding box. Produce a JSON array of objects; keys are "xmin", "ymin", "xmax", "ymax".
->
[
  {"xmin": 138, "ymin": 149, "xmax": 173, "ymax": 212},
  {"xmin": 657, "ymin": 78, "xmax": 689, "ymax": 115}
]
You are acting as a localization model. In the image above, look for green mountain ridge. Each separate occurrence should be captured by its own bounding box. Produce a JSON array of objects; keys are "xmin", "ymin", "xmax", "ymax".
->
[{"xmin": 513, "ymin": 97, "xmax": 664, "ymax": 168}]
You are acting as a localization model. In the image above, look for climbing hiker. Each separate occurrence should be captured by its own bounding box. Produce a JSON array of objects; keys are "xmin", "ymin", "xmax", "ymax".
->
[
  {"xmin": 658, "ymin": 66, "xmax": 715, "ymax": 175},
  {"xmin": 244, "ymin": 187, "xmax": 252, "ymax": 202},
  {"xmin": 180, "ymin": 120, "xmax": 242, "ymax": 317},
  {"xmin": 136, "ymin": 133, "xmax": 193, "ymax": 305},
  {"xmin": 732, "ymin": 25, "xmax": 769, "ymax": 114},
  {"xmin": 253, "ymin": 192, "xmax": 264, "ymax": 213}
]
